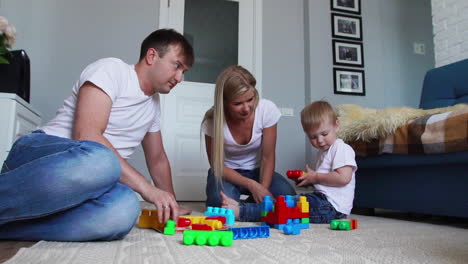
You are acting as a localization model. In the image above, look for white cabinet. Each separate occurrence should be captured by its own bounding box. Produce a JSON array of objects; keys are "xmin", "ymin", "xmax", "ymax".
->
[{"xmin": 0, "ymin": 93, "xmax": 41, "ymax": 166}]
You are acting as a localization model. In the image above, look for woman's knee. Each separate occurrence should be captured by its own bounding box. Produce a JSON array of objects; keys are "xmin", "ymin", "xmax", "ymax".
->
[{"xmin": 269, "ymin": 172, "xmax": 297, "ymax": 196}]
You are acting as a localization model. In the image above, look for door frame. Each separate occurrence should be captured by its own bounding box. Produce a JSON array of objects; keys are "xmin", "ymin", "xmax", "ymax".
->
[{"xmin": 158, "ymin": 0, "xmax": 263, "ymax": 94}]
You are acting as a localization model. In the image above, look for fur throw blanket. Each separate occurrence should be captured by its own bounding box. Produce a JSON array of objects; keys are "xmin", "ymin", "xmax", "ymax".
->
[{"xmin": 336, "ymin": 103, "xmax": 468, "ymax": 142}]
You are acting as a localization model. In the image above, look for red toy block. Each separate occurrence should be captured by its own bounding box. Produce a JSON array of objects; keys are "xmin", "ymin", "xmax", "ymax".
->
[
  {"xmin": 192, "ymin": 224, "xmax": 213, "ymax": 231},
  {"xmin": 286, "ymin": 170, "xmax": 306, "ymax": 179}
]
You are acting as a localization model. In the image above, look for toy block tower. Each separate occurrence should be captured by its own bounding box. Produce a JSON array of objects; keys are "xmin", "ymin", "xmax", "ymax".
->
[{"xmin": 261, "ymin": 195, "xmax": 310, "ymax": 235}]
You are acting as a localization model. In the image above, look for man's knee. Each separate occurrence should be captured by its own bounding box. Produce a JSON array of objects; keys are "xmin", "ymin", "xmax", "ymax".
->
[{"xmin": 89, "ymin": 186, "xmax": 140, "ymax": 241}]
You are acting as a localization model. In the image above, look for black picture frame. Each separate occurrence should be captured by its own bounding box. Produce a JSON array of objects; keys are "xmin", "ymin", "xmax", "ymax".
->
[
  {"xmin": 333, "ymin": 67, "xmax": 365, "ymax": 96},
  {"xmin": 331, "ymin": 13, "xmax": 362, "ymax": 41},
  {"xmin": 332, "ymin": 39, "xmax": 364, "ymax": 67},
  {"xmin": 331, "ymin": 0, "xmax": 361, "ymax": 15}
]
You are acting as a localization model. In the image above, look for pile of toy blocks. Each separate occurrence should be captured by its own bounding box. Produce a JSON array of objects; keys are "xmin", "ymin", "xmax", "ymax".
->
[
  {"xmin": 261, "ymin": 195, "xmax": 310, "ymax": 235},
  {"xmin": 138, "ymin": 206, "xmax": 271, "ymax": 246}
]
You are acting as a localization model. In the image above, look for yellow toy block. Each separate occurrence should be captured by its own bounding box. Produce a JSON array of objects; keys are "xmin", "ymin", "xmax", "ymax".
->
[
  {"xmin": 138, "ymin": 209, "xmax": 165, "ymax": 232},
  {"xmin": 297, "ymin": 196, "xmax": 309, "ymax": 213}
]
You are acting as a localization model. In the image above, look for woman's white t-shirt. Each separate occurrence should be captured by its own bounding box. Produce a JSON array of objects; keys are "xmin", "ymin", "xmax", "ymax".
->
[
  {"xmin": 42, "ymin": 58, "xmax": 161, "ymax": 159},
  {"xmin": 313, "ymin": 139, "xmax": 357, "ymax": 215},
  {"xmin": 202, "ymin": 99, "xmax": 281, "ymax": 170}
]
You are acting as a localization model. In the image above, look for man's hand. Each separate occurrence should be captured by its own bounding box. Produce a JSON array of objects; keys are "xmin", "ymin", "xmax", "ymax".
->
[
  {"xmin": 296, "ymin": 164, "xmax": 319, "ymax": 187},
  {"xmin": 147, "ymin": 188, "xmax": 179, "ymax": 224},
  {"xmin": 247, "ymin": 180, "xmax": 273, "ymax": 203}
]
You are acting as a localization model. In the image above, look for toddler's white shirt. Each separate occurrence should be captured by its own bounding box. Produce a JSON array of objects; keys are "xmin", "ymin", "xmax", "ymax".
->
[{"xmin": 314, "ymin": 139, "xmax": 357, "ymax": 215}]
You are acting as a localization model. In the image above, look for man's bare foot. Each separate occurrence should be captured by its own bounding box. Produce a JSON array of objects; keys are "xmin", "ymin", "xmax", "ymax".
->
[
  {"xmin": 220, "ymin": 191, "xmax": 240, "ymax": 220},
  {"xmin": 177, "ymin": 206, "xmax": 192, "ymax": 216}
]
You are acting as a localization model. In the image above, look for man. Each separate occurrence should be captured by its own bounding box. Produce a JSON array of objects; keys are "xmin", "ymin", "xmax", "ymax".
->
[{"xmin": 0, "ymin": 29, "xmax": 194, "ymax": 241}]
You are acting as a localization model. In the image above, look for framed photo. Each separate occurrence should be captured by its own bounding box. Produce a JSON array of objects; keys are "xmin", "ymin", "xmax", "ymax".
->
[
  {"xmin": 331, "ymin": 13, "xmax": 362, "ymax": 41},
  {"xmin": 331, "ymin": 0, "xmax": 361, "ymax": 15},
  {"xmin": 332, "ymin": 40, "xmax": 364, "ymax": 67},
  {"xmin": 333, "ymin": 68, "xmax": 365, "ymax": 96}
]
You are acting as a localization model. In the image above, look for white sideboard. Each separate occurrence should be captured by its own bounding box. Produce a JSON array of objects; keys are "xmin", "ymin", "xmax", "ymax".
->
[{"xmin": 0, "ymin": 92, "xmax": 42, "ymax": 166}]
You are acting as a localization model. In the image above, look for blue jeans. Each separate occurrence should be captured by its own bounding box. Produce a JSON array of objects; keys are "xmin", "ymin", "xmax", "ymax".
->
[
  {"xmin": 205, "ymin": 168, "xmax": 296, "ymax": 207},
  {"xmin": 0, "ymin": 131, "xmax": 140, "ymax": 241},
  {"xmin": 238, "ymin": 192, "xmax": 347, "ymax": 222}
]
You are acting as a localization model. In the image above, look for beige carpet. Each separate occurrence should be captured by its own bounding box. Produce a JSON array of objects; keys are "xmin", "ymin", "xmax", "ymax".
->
[{"xmin": 5, "ymin": 212, "xmax": 468, "ymax": 264}]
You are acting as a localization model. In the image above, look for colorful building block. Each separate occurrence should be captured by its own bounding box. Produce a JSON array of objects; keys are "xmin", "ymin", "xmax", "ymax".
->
[
  {"xmin": 138, "ymin": 209, "xmax": 167, "ymax": 233},
  {"xmin": 204, "ymin": 207, "xmax": 235, "ymax": 225},
  {"xmin": 183, "ymin": 230, "xmax": 233, "ymax": 246},
  {"xmin": 286, "ymin": 170, "xmax": 306, "ymax": 179},
  {"xmin": 261, "ymin": 195, "xmax": 310, "ymax": 235},
  {"xmin": 330, "ymin": 219, "xmax": 358, "ymax": 230},
  {"xmin": 228, "ymin": 226, "xmax": 270, "ymax": 240}
]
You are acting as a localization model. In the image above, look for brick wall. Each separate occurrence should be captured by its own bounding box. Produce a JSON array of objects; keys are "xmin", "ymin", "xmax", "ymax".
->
[{"xmin": 431, "ymin": 0, "xmax": 468, "ymax": 67}]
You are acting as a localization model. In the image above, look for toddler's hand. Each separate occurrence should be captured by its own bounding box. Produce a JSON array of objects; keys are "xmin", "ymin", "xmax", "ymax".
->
[{"xmin": 296, "ymin": 164, "xmax": 319, "ymax": 187}]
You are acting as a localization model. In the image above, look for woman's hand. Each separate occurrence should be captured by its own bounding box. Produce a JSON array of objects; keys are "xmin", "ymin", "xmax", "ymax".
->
[
  {"xmin": 296, "ymin": 164, "xmax": 319, "ymax": 187},
  {"xmin": 247, "ymin": 180, "xmax": 273, "ymax": 203}
]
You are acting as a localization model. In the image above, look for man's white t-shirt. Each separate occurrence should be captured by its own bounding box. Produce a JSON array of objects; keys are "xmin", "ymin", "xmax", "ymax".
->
[
  {"xmin": 42, "ymin": 58, "xmax": 161, "ymax": 159},
  {"xmin": 202, "ymin": 99, "xmax": 281, "ymax": 170},
  {"xmin": 313, "ymin": 139, "xmax": 357, "ymax": 215}
]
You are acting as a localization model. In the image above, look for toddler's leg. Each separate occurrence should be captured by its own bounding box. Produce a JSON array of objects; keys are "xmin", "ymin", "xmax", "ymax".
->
[{"xmin": 302, "ymin": 192, "xmax": 345, "ymax": 223}]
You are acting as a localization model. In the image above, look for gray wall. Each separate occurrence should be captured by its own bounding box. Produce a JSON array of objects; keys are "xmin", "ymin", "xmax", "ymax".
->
[
  {"xmin": 302, "ymin": 0, "xmax": 434, "ymax": 162},
  {"xmin": 1, "ymin": 0, "xmax": 434, "ymax": 196},
  {"xmin": 262, "ymin": 0, "xmax": 307, "ymax": 175}
]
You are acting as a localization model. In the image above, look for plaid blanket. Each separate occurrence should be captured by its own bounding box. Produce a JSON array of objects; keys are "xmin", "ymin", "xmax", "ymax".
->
[{"xmin": 349, "ymin": 108, "xmax": 468, "ymax": 157}]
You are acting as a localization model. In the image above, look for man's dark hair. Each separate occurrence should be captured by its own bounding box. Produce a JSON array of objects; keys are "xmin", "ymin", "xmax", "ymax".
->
[{"xmin": 139, "ymin": 28, "xmax": 194, "ymax": 66}]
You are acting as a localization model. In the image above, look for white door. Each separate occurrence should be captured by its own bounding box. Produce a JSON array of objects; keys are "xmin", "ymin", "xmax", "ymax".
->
[{"xmin": 159, "ymin": 0, "xmax": 262, "ymax": 201}]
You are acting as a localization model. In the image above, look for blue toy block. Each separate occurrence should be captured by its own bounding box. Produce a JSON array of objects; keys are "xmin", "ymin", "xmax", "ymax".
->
[
  {"xmin": 262, "ymin": 195, "xmax": 274, "ymax": 212},
  {"xmin": 205, "ymin": 207, "xmax": 235, "ymax": 225},
  {"xmin": 283, "ymin": 224, "xmax": 302, "ymax": 235},
  {"xmin": 285, "ymin": 195, "xmax": 295, "ymax": 207},
  {"xmin": 229, "ymin": 226, "xmax": 270, "ymax": 240}
]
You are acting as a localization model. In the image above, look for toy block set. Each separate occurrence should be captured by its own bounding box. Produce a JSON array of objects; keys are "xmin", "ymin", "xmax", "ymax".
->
[
  {"xmin": 261, "ymin": 195, "xmax": 310, "ymax": 235},
  {"xmin": 138, "ymin": 195, "xmax": 359, "ymax": 246}
]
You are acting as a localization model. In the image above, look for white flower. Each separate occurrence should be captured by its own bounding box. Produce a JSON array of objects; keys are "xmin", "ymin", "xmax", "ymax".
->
[
  {"xmin": 4, "ymin": 24, "xmax": 16, "ymax": 47},
  {"xmin": 0, "ymin": 16, "xmax": 8, "ymax": 32},
  {"xmin": 0, "ymin": 16, "xmax": 16, "ymax": 48}
]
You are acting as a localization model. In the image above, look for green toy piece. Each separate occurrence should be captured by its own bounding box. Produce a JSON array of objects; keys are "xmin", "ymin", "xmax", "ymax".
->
[
  {"xmin": 163, "ymin": 220, "xmax": 176, "ymax": 235},
  {"xmin": 183, "ymin": 230, "xmax": 233, "ymax": 246},
  {"xmin": 330, "ymin": 219, "xmax": 358, "ymax": 230}
]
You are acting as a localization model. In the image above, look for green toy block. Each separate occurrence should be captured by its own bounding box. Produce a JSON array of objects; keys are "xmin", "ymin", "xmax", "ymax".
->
[
  {"xmin": 183, "ymin": 230, "xmax": 233, "ymax": 246},
  {"xmin": 163, "ymin": 220, "xmax": 176, "ymax": 235},
  {"xmin": 301, "ymin": 218, "xmax": 309, "ymax": 224},
  {"xmin": 261, "ymin": 211, "xmax": 268, "ymax": 217},
  {"xmin": 330, "ymin": 219, "xmax": 358, "ymax": 230}
]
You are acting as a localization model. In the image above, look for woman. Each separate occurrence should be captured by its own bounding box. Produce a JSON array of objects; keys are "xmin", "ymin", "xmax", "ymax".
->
[{"xmin": 201, "ymin": 65, "xmax": 296, "ymax": 209}]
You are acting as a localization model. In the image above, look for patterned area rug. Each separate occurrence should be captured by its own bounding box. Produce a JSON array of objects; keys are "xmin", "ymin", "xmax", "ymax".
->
[{"xmin": 6, "ymin": 214, "xmax": 468, "ymax": 264}]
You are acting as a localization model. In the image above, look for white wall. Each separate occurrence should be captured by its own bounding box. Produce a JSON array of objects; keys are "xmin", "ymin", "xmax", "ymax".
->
[
  {"xmin": 1, "ymin": 0, "xmax": 436, "ymax": 197},
  {"xmin": 1, "ymin": 0, "xmax": 160, "ymax": 177},
  {"xmin": 431, "ymin": 0, "xmax": 468, "ymax": 66}
]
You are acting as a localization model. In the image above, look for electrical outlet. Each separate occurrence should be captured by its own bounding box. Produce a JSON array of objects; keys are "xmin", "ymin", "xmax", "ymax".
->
[
  {"xmin": 413, "ymin": 42, "xmax": 426, "ymax": 55},
  {"xmin": 280, "ymin": 107, "xmax": 294, "ymax": 117}
]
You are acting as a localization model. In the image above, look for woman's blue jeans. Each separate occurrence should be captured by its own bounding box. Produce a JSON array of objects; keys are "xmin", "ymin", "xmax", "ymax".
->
[
  {"xmin": 205, "ymin": 168, "xmax": 297, "ymax": 207},
  {"xmin": 0, "ymin": 131, "xmax": 140, "ymax": 241}
]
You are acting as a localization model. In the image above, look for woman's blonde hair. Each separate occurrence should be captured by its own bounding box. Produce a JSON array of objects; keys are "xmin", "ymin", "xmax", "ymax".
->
[
  {"xmin": 300, "ymin": 100, "xmax": 337, "ymax": 132},
  {"xmin": 202, "ymin": 65, "xmax": 259, "ymax": 181}
]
